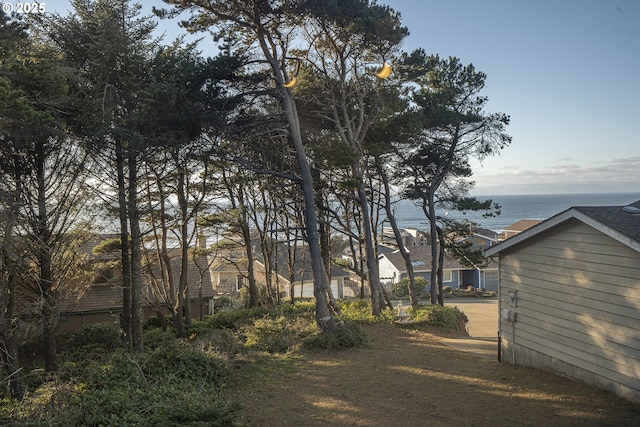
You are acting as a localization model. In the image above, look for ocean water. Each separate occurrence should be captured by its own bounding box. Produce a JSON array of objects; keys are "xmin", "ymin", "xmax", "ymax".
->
[{"xmin": 391, "ymin": 192, "xmax": 640, "ymax": 232}]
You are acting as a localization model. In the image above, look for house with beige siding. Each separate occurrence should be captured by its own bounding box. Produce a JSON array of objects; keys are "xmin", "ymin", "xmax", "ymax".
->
[
  {"xmin": 484, "ymin": 201, "xmax": 640, "ymax": 403},
  {"xmin": 498, "ymin": 219, "xmax": 542, "ymax": 240},
  {"xmin": 55, "ymin": 236, "xmax": 216, "ymax": 332}
]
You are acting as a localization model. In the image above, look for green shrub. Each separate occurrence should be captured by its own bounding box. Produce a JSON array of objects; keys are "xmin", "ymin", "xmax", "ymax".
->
[
  {"xmin": 194, "ymin": 328, "xmax": 239, "ymax": 359},
  {"xmin": 243, "ymin": 315, "xmax": 316, "ymax": 353},
  {"xmin": 205, "ymin": 306, "xmax": 271, "ymax": 329},
  {"xmin": 143, "ymin": 327, "xmax": 179, "ymax": 350},
  {"xmin": 303, "ymin": 321, "xmax": 368, "ymax": 350},
  {"xmin": 145, "ymin": 343, "xmax": 229, "ymax": 385},
  {"xmin": 213, "ymin": 294, "xmax": 235, "ymax": 310},
  {"xmin": 275, "ymin": 301, "xmax": 315, "ymax": 317},
  {"xmin": 143, "ymin": 315, "xmax": 169, "ymax": 330},
  {"xmin": 410, "ymin": 304, "xmax": 467, "ymax": 332},
  {"xmin": 391, "ymin": 277, "xmax": 428, "ymax": 297},
  {"xmin": 8, "ymin": 340, "xmax": 239, "ymax": 426},
  {"xmin": 65, "ymin": 322, "xmax": 123, "ymax": 354},
  {"xmin": 337, "ymin": 299, "xmax": 396, "ymax": 324}
]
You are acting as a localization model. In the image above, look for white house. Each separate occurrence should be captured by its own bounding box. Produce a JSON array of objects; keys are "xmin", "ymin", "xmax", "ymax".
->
[
  {"xmin": 485, "ymin": 201, "xmax": 640, "ymax": 403},
  {"xmin": 379, "ymin": 244, "xmax": 499, "ymax": 292}
]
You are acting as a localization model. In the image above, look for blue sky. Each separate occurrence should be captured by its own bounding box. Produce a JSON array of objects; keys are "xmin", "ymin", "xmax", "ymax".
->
[
  {"xmin": 40, "ymin": 0, "xmax": 640, "ymax": 195},
  {"xmin": 385, "ymin": 0, "xmax": 640, "ymax": 195}
]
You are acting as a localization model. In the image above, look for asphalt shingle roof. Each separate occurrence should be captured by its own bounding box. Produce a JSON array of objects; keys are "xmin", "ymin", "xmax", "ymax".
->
[
  {"xmin": 485, "ymin": 199, "xmax": 640, "ymax": 256},
  {"xmin": 573, "ymin": 200, "xmax": 640, "ymax": 244}
]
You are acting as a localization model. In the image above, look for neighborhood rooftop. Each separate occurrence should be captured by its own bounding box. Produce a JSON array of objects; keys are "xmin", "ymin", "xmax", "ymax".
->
[{"xmin": 486, "ymin": 200, "xmax": 640, "ymax": 256}]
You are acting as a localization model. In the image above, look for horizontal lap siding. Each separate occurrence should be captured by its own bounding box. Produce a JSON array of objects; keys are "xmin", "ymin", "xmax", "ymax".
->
[{"xmin": 499, "ymin": 220, "xmax": 640, "ymax": 402}]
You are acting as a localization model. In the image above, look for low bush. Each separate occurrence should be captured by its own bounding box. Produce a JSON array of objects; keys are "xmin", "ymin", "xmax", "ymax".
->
[
  {"xmin": 391, "ymin": 277, "xmax": 428, "ymax": 298},
  {"xmin": 193, "ymin": 328, "xmax": 239, "ymax": 359},
  {"xmin": 204, "ymin": 306, "xmax": 271, "ymax": 329},
  {"xmin": 146, "ymin": 343, "xmax": 230, "ymax": 385},
  {"xmin": 337, "ymin": 299, "xmax": 396, "ymax": 324},
  {"xmin": 64, "ymin": 322, "xmax": 123, "ymax": 355},
  {"xmin": 5, "ymin": 339, "xmax": 238, "ymax": 426},
  {"xmin": 143, "ymin": 327, "xmax": 179, "ymax": 350},
  {"xmin": 410, "ymin": 304, "xmax": 467, "ymax": 332},
  {"xmin": 213, "ymin": 294, "xmax": 236, "ymax": 310},
  {"xmin": 243, "ymin": 315, "xmax": 316, "ymax": 353},
  {"xmin": 302, "ymin": 320, "xmax": 368, "ymax": 350}
]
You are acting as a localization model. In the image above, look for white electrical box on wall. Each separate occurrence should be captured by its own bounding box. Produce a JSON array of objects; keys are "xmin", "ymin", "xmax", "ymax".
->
[{"xmin": 501, "ymin": 309, "xmax": 511, "ymax": 320}]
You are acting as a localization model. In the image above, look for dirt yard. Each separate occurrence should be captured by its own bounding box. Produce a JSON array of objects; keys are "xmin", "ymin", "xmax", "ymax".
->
[{"xmin": 228, "ymin": 323, "xmax": 639, "ymax": 426}]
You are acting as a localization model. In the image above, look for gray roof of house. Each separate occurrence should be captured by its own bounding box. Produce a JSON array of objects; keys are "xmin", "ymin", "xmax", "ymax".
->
[
  {"xmin": 474, "ymin": 227, "xmax": 499, "ymax": 238},
  {"xmin": 485, "ymin": 200, "xmax": 640, "ymax": 256},
  {"xmin": 572, "ymin": 201, "xmax": 640, "ymax": 244},
  {"xmin": 382, "ymin": 245, "xmax": 495, "ymax": 272}
]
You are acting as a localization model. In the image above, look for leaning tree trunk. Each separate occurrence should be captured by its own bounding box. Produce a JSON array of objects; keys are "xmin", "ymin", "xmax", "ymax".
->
[
  {"xmin": 255, "ymin": 28, "xmax": 336, "ymax": 332},
  {"xmin": 281, "ymin": 92, "xmax": 336, "ymax": 332}
]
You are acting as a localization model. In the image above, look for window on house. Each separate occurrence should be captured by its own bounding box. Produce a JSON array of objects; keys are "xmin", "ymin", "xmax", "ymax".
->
[
  {"xmin": 93, "ymin": 266, "xmax": 115, "ymax": 285},
  {"xmin": 235, "ymin": 275, "xmax": 244, "ymax": 292},
  {"xmin": 443, "ymin": 270, "xmax": 452, "ymax": 282}
]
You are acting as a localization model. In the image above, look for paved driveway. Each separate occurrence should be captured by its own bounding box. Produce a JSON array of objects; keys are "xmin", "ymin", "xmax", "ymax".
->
[
  {"xmin": 445, "ymin": 298, "xmax": 499, "ymax": 339},
  {"xmin": 442, "ymin": 297, "xmax": 499, "ymax": 360}
]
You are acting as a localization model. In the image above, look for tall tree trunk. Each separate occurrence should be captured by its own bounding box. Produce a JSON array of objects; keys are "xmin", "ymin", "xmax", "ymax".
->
[
  {"xmin": 128, "ymin": 149, "xmax": 144, "ymax": 352},
  {"xmin": 377, "ymin": 162, "xmax": 419, "ymax": 306},
  {"xmin": 176, "ymin": 154, "xmax": 191, "ymax": 329},
  {"xmin": 115, "ymin": 140, "xmax": 132, "ymax": 347},
  {"xmin": 353, "ymin": 164, "xmax": 384, "ymax": 315},
  {"xmin": 1, "ymin": 181, "xmax": 23, "ymax": 398},
  {"xmin": 426, "ymin": 191, "xmax": 439, "ymax": 305},
  {"xmin": 35, "ymin": 155, "xmax": 57, "ymax": 372},
  {"xmin": 252, "ymin": 22, "xmax": 335, "ymax": 331},
  {"xmin": 436, "ymin": 226, "xmax": 446, "ymax": 306},
  {"xmin": 282, "ymin": 92, "xmax": 336, "ymax": 332}
]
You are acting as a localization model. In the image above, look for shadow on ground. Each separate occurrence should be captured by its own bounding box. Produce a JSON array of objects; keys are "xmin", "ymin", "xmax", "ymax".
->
[{"xmin": 230, "ymin": 324, "xmax": 639, "ymax": 427}]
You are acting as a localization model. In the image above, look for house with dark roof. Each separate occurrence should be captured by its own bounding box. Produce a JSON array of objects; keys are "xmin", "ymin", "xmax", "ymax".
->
[
  {"xmin": 462, "ymin": 227, "xmax": 500, "ymax": 248},
  {"xmin": 254, "ymin": 242, "xmax": 353, "ymax": 299},
  {"xmin": 484, "ymin": 200, "xmax": 640, "ymax": 403},
  {"xmin": 379, "ymin": 244, "xmax": 499, "ymax": 292}
]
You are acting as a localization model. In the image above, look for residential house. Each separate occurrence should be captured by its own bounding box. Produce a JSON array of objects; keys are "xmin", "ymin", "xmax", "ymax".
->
[
  {"xmin": 462, "ymin": 226, "xmax": 500, "ymax": 248},
  {"xmin": 484, "ymin": 201, "xmax": 640, "ymax": 403},
  {"xmin": 378, "ymin": 244, "xmax": 499, "ymax": 292},
  {"xmin": 210, "ymin": 240, "xmax": 353, "ymax": 300},
  {"xmin": 56, "ymin": 235, "xmax": 216, "ymax": 332},
  {"xmin": 208, "ymin": 240, "xmax": 249, "ymax": 296},
  {"xmin": 499, "ymin": 219, "xmax": 543, "ymax": 240},
  {"xmin": 254, "ymin": 256, "xmax": 352, "ymax": 299},
  {"xmin": 381, "ymin": 227, "xmax": 429, "ymax": 248}
]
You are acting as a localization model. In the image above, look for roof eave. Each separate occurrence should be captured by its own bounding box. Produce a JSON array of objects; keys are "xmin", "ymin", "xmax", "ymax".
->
[{"xmin": 484, "ymin": 208, "xmax": 640, "ymax": 257}]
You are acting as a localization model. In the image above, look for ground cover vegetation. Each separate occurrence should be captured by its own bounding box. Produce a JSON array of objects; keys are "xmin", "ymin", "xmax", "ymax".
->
[
  {"xmin": 0, "ymin": 300, "xmax": 469, "ymax": 425},
  {"xmin": 0, "ymin": 0, "xmax": 519, "ymax": 417}
]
